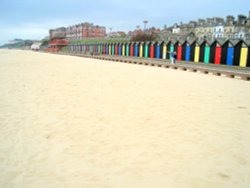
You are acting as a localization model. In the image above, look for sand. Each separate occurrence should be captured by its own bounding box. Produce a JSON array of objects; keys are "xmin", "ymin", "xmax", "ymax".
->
[{"xmin": 0, "ymin": 49, "xmax": 250, "ymax": 188}]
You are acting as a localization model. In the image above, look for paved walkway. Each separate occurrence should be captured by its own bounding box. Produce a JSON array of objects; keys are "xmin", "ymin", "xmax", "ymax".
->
[{"xmin": 59, "ymin": 52, "xmax": 250, "ymax": 81}]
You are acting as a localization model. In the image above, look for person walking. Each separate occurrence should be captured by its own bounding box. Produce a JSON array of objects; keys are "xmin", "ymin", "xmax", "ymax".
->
[{"xmin": 168, "ymin": 51, "xmax": 176, "ymax": 64}]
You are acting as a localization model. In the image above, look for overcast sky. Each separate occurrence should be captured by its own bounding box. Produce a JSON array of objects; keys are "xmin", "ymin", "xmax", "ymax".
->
[{"xmin": 0, "ymin": 0, "xmax": 248, "ymax": 45}]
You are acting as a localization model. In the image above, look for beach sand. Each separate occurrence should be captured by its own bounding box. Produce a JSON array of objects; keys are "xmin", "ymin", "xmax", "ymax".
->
[{"xmin": 0, "ymin": 49, "xmax": 250, "ymax": 188}]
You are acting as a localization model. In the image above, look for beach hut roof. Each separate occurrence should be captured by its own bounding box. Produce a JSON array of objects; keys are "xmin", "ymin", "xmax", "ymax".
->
[
  {"xmin": 157, "ymin": 41, "xmax": 164, "ymax": 45},
  {"xmin": 196, "ymin": 39, "xmax": 205, "ymax": 45},
  {"xmin": 228, "ymin": 39, "xmax": 241, "ymax": 46},
  {"xmin": 205, "ymin": 39, "xmax": 216, "ymax": 45},
  {"xmin": 171, "ymin": 39, "xmax": 178, "ymax": 44},
  {"xmin": 178, "ymin": 39, "xmax": 186, "ymax": 45},
  {"xmin": 165, "ymin": 40, "xmax": 172, "ymax": 45},
  {"xmin": 243, "ymin": 40, "xmax": 250, "ymax": 47},
  {"xmin": 216, "ymin": 39, "xmax": 228, "ymax": 46},
  {"xmin": 186, "ymin": 39, "xmax": 196, "ymax": 45}
]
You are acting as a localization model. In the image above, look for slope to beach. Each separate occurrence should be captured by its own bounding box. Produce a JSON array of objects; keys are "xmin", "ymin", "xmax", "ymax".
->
[{"xmin": 0, "ymin": 49, "xmax": 250, "ymax": 188}]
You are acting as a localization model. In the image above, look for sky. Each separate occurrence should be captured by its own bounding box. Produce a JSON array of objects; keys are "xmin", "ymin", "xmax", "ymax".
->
[{"xmin": 0, "ymin": 0, "xmax": 249, "ymax": 45}]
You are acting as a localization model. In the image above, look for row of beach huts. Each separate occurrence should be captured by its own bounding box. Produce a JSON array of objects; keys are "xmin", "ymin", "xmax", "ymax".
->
[{"xmin": 68, "ymin": 39, "xmax": 250, "ymax": 67}]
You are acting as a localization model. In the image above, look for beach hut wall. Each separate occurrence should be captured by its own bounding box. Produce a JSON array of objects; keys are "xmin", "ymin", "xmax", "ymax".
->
[
  {"xmin": 246, "ymin": 40, "xmax": 250, "ymax": 67},
  {"xmin": 134, "ymin": 42, "xmax": 139, "ymax": 57},
  {"xmin": 149, "ymin": 41, "xmax": 156, "ymax": 58},
  {"xmin": 155, "ymin": 41, "xmax": 162, "ymax": 59},
  {"xmin": 194, "ymin": 40, "xmax": 204, "ymax": 63},
  {"xmin": 231, "ymin": 39, "xmax": 242, "ymax": 66},
  {"xmin": 126, "ymin": 42, "xmax": 130, "ymax": 56},
  {"xmin": 162, "ymin": 41, "xmax": 167, "ymax": 60},
  {"xmin": 130, "ymin": 42, "xmax": 134, "ymax": 57},
  {"xmin": 144, "ymin": 41, "xmax": 150, "ymax": 58},
  {"xmin": 139, "ymin": 42, "xmax": 144, "ymax": 58},
  {"xmin": 239, "ymin": 40, "xmax": 250, "ymax": 67}
]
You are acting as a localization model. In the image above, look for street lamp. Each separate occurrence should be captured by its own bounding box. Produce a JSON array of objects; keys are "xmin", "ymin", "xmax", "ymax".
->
[
  {"xmin": 109, "ymin": 27, "xmax": 112, "ymax": 37},
  {"xmin": 143, "ymin": 20, "xmax": 148, "ymax": 31}
]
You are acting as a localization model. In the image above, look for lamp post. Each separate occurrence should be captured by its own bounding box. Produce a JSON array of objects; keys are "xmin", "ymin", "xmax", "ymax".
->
[
  {"xmin": 143, "ymin": 20, "xmax": 148, "ymax": 32},
  {"xmin": 109, "ymin": 27, "xmax": 112, "ymax": 37}
]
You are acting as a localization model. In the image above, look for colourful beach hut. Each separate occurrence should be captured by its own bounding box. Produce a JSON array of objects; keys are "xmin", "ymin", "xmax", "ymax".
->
[
  {"xmin": 94, "ymin": 43, "xmax": 97, "ymax": 54},
  {"xmin": 239, "ymin": 40, "xmax": 249, "ymax": 67},
  {"xmin": 207, "ymin": 40, "xmax": 216, "ymax": 64},
  {"xmin": 122, "ymin": 43, "xmax": 126, "ymax": 56},
  {"xmin": 111, "ymin": 43, "xmax": 114, "ymax": 55},
  {"xmin": 78, "ymin": 44, "xmax": 81, "ymax": 53},
  {"xmin": 105, "ymin": 43, "xmax": 108, "ymax": 55},
  {"xmin": 203, "ymin": 39, "xmax": 216, "ymax": 64},
  {"xmin": 76, "ymin": 44, "xmax": 79, "ymax": 53},
  {"xmin": 130, "ymin": 42, "xmax": 134, "ymax": 56},
  {"xmin": 126, "ymin": 42, "xmax": 130, "ymax": 56},
  {"xmin": 155, "ymin": 41, "xmax": 162, "ymax": 59},
  {"xmin": 198, "ymin": 40, "xmax": 206, "ymax": 63},
  {"xmin": 98, "ymin": 43, "xmax": 101, "ymax": 54},
  {"xmin": 177, "ymin": 40, "xmax": 184, "ymax": 61},
  {"xmin": 80, "ymin": 44, "xmax": 83, "ymax": 54},
  {"xmin": 185, "ymin": 39, "xmax": 196, "ymax": 62},
  {"xmin": 246, "ymin": 40, "xmax": 250, "ymax": 67},
  {"xmin": 102, "ymin": 43, "xmax": 105, "ymax": 54},
  {"xmin": 166, "ymin": 41, "xmax": 172, "ymax": 59},
  {"xmin": 93, "ymin": 43, "xmax": 97, "ymax": 54},
  {"xmin": 108, "ymin": 43, "xmax": 111, "ymax": 55},
  {"xmin": 83, "ymin": 44, "xmax": 86, "ymax": 53},
  {"xmin": 162, "ymin": 42, "xmax": 167, "ymax": 59},
  {"xmin": 232, "ymin": 40, "xmax": 243, "ymax": 66},
  {"xmin": 220, "ymin": 40, "xmax": 232, "ymax": 65},
  {"xmin": 198, "ymin": 40, "xmax": 210, "ymax": 63},
  {"xmin": 167, "ymin": 41, "xmax": 174, "ymax": 59},
  {"xmin": 83, "ymin": 43, "xmax": 86, "ymax": 54},
  {"xmin": 225, "ymin": 40, "xmax": 237, "ymax": 66},
  {"xmin": 134, "ymin": 42, "xmax": 139, "ymax": 57},
  {"xmin": 178, "ymin": 40, "xmax": 187, "ymax": 61},
  {"xmin": 74, "ymin": 44, "xmax": 77, "ymax": 53},
  {"xmin": 118, "ymin": 43, "xmax": 122, "ymax": 56},
  {"xmin": 76, "ymin": 44, "xmax": 78, "ymax": 53},
  {"xmin": 194, "ymin": 40, "xmax": 203, "ymax": 63},
  {"xmin": 214, "ymin": 40, "xmax": 224, "ymax": 65},
  {"xmin": 115, "ymin": 43, "xmax": 118, "ymax": 55},
  {"xmin": 149, "ymin": 42, "xmax": 155, "ymax": 58},
  {"xmin": 144, "ymin": 42, "xmax": 150, "ymax": 58},
  {"xmin": 80, "ymin": 44, "xmax": 83, "ymax": 53},
  {"xmin": 174, "ymin": 40, "xmax": 179, "ymax": 53},
  {"xmin": 139, "ymin": 42, "xmax": 144, "ymax": 58}
]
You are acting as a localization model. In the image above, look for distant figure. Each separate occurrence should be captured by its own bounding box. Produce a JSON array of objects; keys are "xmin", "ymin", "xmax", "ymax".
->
[{"xmin": 168, "ymin": 51, "xmax": 176, "ymax": 64}]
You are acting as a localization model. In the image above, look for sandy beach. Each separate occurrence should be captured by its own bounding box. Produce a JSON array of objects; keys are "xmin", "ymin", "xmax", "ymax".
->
[{"xmin": 0, "ymin": 49, "xmax": 250, "ymax": 188}]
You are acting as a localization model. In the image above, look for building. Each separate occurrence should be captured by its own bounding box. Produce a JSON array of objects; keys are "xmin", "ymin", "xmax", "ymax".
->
[
  {"xmin": 127, "ymin": 29, "xmax": 144, "ymax": 37},
  {"xmin": 160, "ymin": 11, "xmax": 250, "ymax": 41},
  {"xmin": 31, "ymin": 42, "xmax": 42, "ymax": 51},
  {"xmin": 109, "ymin": 31, "xmax": 126, "ymax": 38},
  {"xmin": 213, "ymin": 23, "xmax": 224, "ymax": 38},
  {"xmin": 66, "ymin": 22, "xmax": 106, "ymax": 40},
  {"xmin": 45, "ymin": 38, "xmax": 68, "ymax": 52},
  {"xmin": 49, "ymin": 27, "xmax": 66, "ymax": 39}
]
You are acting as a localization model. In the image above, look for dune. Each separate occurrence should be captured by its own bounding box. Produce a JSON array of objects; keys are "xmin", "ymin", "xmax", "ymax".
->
[{"xmin": 0, "ymin": 49, "xmax": 250, "ymax": 188}]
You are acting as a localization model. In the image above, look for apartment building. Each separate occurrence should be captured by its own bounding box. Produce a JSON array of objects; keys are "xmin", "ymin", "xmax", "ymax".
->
[
  {"xmin": 165, "ymin": 11, "xmax": 250, "ymax": 40},
  {"xmin": 66, "ymin": 22, "xmax": 106, "ymax": 40}
]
